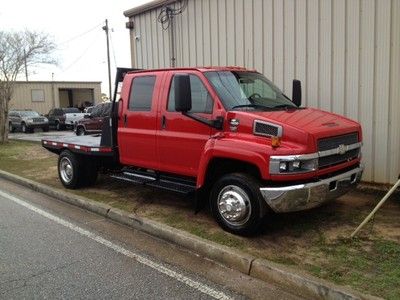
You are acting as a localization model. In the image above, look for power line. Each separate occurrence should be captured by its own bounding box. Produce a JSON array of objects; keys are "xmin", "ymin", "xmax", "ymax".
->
[
  {"xmin": 58, "ymin": 22, "xmax": 103, "ymax": 46},
  {"xmin": 60, "ymin": 31, "xmax": 101, "ymax": 72}
]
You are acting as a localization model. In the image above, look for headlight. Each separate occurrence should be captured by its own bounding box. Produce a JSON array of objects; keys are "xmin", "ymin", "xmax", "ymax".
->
[
  {"xmin": 270, "ymin": 156, "xmax": 318, "ymax": 174},
  {"xmin": 26, "ymin": 118, "xmax": 33, "ymax": 123},
  {"xmin": 278, "ymin": 159, "xmax": 317, "ymax": 173}
]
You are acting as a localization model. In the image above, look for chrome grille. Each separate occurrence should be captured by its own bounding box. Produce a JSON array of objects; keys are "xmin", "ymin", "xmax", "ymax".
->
[
  {"xmin": 317, "ymin": 132, "xmax": 360, "ymax": 169},
  {"xmin": 318, "ymin": 132, "xmax": 358, "ymax": 151}
]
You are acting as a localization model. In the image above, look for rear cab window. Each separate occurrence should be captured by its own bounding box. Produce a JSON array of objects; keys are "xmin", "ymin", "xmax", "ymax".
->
[{"xmin": 128, "ymin": 76, "xmax": 156, "ymax": 111}]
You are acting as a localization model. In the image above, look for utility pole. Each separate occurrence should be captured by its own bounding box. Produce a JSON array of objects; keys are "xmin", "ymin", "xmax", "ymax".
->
[{"xmin": 102, "ymin": 19, "xmax": 112, "ymax": 101}]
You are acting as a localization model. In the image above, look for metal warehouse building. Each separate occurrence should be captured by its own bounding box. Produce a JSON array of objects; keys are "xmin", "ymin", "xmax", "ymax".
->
[
  {"xmin": 10, "ymin": 81, "xmax": 102, "ymax": 114},
  {"xmin": 124, "ymin": 0, "xmax": 400, "ymax": 184}
]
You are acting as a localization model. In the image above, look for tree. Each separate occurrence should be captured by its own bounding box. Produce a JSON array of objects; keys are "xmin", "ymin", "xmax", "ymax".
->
[{"xmin": 0, "ymin": 30, "xmax": 56, "ymax": 143}]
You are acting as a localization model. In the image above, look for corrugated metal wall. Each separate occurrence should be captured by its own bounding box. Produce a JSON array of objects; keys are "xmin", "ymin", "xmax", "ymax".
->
[{"xmin": 129, "ymin": 0, "xmax": 400, "ymax": 184}]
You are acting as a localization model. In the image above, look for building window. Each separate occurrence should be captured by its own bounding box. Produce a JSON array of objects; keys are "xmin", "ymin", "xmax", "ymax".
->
[{"xmin": 31, "ymin": 89, "xmax": 45, "ymax": 102}]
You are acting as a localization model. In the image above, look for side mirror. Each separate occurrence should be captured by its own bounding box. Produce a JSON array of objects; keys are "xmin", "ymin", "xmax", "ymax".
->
[
  {"xmin": 174, "ymin": 74, "xmax": 192, "ymax": 112},
  {"xmin": 292, "ymin": 79, "xmax": 302, "ymax": 107}
]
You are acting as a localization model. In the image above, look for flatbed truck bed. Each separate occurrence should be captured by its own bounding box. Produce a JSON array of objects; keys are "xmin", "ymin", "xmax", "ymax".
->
[{"xmin": 42, "ymin": 134, "xmax": 114, "ymax": 156}]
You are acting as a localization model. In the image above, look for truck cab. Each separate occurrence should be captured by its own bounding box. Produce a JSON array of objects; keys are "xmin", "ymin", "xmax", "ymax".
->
[{"xmin": 43, "ymin": 67, "xmax": 363, "ymax": 235}]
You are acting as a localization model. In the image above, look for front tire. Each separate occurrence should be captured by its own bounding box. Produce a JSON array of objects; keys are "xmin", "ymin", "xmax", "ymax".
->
[
  {"xmin": 9, "ymin": 122, "xmax": 15, "ymax": 133},
  {"xmin": 210, "ymin": 173, "xmax": 265, "ymax": 236}
]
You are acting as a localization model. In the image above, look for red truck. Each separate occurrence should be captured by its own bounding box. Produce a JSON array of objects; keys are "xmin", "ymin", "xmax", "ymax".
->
[{"xmin": 42, "ymin": 67, "xmax": 363, "ymax": 235}]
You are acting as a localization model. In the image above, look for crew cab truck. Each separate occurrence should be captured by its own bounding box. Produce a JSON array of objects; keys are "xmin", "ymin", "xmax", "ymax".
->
[{"xmin": 42, "ymin": 67, "xmax": 364, "ymax": 235}]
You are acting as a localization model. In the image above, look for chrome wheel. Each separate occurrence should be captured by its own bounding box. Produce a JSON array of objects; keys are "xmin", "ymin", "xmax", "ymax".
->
[
  {"xmin": 217, "ymin": 185, "xmax": 251, "ymax": 226},
  {"xmin": 60, "ymin": 157, "xmax": 73, "ymax": 183},
  {"xmin": 21, "ymin": 123, "xmax": 26, "ymax": 133}
]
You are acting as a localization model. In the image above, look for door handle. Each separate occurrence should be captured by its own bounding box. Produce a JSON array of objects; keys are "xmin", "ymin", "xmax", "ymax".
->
[
  {"xmin": 123, "ymin": 114, "xmax": 127, "ymax": 127},
  {"xmin": 161, "ymin": 115, "xmax": 166, "ymax": 129}
]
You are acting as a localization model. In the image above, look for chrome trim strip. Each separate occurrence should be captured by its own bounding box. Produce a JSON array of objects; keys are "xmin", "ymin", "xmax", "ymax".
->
[
  {"xmin": 253, "ymin": 120, "xmax": 283, "ymax": 137},
  {"xmin": 270, "ymin": 153, "xmax": 318, "ymax": 161},
  {"xmin": 269, "ymin": 142, "xmax": 362, "ymax": 174},
  {"xmin": 318, "ymin": 142, "xmax": 362, "ymax": 157}
]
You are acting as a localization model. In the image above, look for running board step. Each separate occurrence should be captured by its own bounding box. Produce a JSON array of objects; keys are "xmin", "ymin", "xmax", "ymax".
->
[{"xmin": 110, "ymin": 171, "xmax": 196, "ymax": 194}]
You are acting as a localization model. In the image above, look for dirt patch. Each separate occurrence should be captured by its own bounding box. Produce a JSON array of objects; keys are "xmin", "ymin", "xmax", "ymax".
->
[{"xmin": 1, "ymin": 140, "xmax": 400, "ymax": 299}]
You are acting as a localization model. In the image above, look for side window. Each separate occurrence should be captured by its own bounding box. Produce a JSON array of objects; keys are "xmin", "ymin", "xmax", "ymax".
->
[
  {"xmin": 168, "ymin": 75, "xmax": 213, "ymax": 113},
  {"xmin": 91, "ymin": 105, "xmax": 102, "ymax": 118},
  {"xmin": 102, "ymin": 103, "xmax": 111, "ymax": 117},
  {"xmin": 128, "ymin": 76, "xmax": 156, "ymax": 111}
]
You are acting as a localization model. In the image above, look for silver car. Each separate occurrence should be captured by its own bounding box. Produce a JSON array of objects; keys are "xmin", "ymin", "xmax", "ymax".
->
[{"xmin": 8, "ymin": 110, "xmax": 49, "ymax": 133}]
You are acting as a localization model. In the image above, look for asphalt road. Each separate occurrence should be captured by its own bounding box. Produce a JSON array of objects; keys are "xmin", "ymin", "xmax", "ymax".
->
[{"xmin": 0, "ymin": 179, "xmax": 302, "ymax": 300}]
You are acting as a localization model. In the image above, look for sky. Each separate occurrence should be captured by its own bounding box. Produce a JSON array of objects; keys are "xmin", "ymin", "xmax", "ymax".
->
[{"xmin": 0, "ymin": 0, "xmax": 152, "ymax": 96}]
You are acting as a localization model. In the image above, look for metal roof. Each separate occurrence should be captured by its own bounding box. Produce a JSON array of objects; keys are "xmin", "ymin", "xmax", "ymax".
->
[{"xmin": 124, "ymin": 0, "xmax": 177, "ymax": 17}]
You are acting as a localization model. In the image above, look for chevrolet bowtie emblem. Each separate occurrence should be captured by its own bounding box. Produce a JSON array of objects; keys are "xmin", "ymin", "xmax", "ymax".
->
[{"xmin": 338, "ymin": 144, "xmax": 347, "ymax": 155}]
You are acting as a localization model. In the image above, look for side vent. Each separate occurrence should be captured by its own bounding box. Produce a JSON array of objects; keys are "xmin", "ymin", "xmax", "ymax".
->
[{"xmin": 253, "ymin": 120, "xmax": 282, "ymax": 137}]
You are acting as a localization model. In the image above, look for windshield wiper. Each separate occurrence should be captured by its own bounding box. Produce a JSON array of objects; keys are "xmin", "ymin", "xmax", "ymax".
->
[
  {"xmin": 231, "ymin": 104, "xmax": 270, "ymax": 110},
  {"xmin": 272, "ymin": 104, "xmax": 298, "ymax": 110}
]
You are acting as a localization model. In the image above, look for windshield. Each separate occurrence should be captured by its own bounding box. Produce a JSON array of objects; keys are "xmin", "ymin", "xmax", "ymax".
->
[
  {"xmin": 19, "ymin": 111, "xmax": 40, "ymax": 117},
  {"xmin": 204, "ymin": 71, "xmax": 298, "ymax": 110}
]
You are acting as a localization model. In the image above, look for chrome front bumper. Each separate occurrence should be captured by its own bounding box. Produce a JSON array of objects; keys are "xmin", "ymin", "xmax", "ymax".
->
[{"xmin": 260, "ymin": 166, "xmax": 364, "ymax": 213}]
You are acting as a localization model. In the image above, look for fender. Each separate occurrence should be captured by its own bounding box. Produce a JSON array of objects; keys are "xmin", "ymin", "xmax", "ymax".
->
[{"xmin": 196, "ymin": 137, "xmax": 270, "ymax": 188}]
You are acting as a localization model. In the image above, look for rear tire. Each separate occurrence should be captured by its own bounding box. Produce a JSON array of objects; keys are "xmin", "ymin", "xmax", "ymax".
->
[
  {"xmin": 58, "ymin": 150, "xmax": 85, "ymax": 189},
  {"xmin": 9, "ymin": 122, "xmax": 15, "ymax": 133},
  {"xmin": 21, "ymin": 122, "xmax": 27, "ymax": 133},
  {"xmin": 83, "ymin": 159, "xmax": 98, "ymax": 186},
  {"xmin": 210, "ymin": 173, "xmax": 265, "ymax": 236},
  {"xmin": 56, "ymin": 121, "xmax": 64, "ymax": 131},
  {"xmin": 76, "ymin": 126, "xmax": 86, "ymax": 136}
]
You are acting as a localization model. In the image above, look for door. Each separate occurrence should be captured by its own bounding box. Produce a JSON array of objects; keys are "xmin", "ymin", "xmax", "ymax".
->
[
  {"xmin": 118, "ymin": 72, "xmax": 160, "ymax": 169},
  {"xmin": 157, "ymin": 71, "xmax": 214, "ymax": 177}
]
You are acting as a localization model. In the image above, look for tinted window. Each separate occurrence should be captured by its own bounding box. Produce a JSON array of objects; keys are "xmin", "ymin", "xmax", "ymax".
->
[
  {"xmin": 101, "ymin": 103, "xmax": 111, "ymax": 117},
  {"xmin": 129, "ymin": 76, "xmax": 156, "ymax": 111},
  {"xmin": 168, "ymin": 75, "xmax": 213, "ymax": 113},
  {"xmin": 90, "ymin": 105, "xmax": 102, "ymax": 118},
  {"xmin": 63, "ymin": 107, "xmax": 81, "ymax": 113}
]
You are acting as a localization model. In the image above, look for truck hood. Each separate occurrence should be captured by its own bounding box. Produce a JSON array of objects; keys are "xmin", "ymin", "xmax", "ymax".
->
[
  {"xmin": 227, "ymin": 107, "xmax": 361, "ymax": 152},
  {"xmin": 249, "ymin": 107, "xmax": 360, "ymax": 138}
]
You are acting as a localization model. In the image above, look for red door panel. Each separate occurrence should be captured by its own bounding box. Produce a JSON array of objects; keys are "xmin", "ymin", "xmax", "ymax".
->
[
  {"xmin": 156, "ymin": 71, "xmax": 214, "ymax": 177},
  {"xmin": 118, "ymin": 72, "xmax": 161, "ymax": 170}
]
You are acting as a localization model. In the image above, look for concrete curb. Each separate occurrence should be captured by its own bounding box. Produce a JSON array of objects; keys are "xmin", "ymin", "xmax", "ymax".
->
[{"xmin": 0, "ymin": 170, "xmax": 380, "ymax": 300}]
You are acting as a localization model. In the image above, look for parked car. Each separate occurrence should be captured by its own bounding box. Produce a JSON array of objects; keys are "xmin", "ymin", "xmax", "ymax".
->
[
  {"xmin": 75, "ymin": 102, "xmax": 111, "ymax": 136},
  {"xmin": 47, "ymin": 108, "xmax": 88, "ymax": 131},
  {"xmin": 8, "ymin": 110, "xmax": 49, "ymax": 133}
]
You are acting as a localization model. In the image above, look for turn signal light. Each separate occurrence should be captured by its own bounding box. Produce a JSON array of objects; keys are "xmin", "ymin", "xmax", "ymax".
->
[{"xmin": 271, "ymin": 136, "xmax": 281, "ymax": 148}]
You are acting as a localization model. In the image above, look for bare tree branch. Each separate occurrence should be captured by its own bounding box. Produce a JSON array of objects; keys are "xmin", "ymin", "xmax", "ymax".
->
[{"xmin": 0, "ymin": 30, "xmax": 56, "ymax": 143}]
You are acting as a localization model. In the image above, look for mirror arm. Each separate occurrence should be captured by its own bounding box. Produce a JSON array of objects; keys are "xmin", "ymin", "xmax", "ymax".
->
[{"xmin": 182, "ymin": 113, "xmax": 223, "ymax": 130}]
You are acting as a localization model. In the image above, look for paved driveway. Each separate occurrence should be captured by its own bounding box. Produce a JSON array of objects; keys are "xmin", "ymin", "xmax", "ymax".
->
[{"xmin": 9, "ymin": 130, "xmax": 76, "ymax": 142}]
